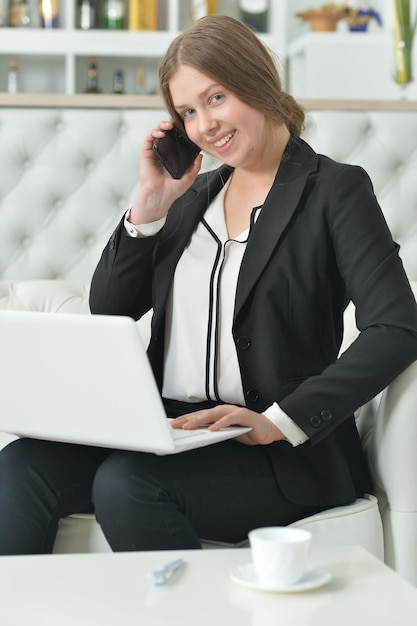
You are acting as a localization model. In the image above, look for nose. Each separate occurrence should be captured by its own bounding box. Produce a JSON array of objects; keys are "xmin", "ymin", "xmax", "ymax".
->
[{"xmin": 198, "ymin": 110, "xmax": 217, "ymax": 137}]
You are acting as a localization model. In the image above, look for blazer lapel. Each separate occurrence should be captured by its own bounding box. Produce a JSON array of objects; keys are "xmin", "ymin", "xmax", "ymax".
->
[
  {"xmin": 151, "ymin": 136, "xmax": 319, "ymax": 326},
  {"xmin": 152, "ymin": 167, "xmax": 232, "ymax": 325},
  {"xmin": 234, "ymin": 136, "xmax": 319, "ymax": 317}
]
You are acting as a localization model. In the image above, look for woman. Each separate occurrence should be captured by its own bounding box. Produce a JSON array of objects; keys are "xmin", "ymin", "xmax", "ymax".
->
[{"xmin": 0, "ymin": 15, "xmax": 416, "ymax": 554}]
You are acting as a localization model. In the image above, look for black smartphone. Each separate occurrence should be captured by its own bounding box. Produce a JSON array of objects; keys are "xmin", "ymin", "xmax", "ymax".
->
[{"xmin": 153, "ymin": 127, "xmax": 200, "ymax": 179}]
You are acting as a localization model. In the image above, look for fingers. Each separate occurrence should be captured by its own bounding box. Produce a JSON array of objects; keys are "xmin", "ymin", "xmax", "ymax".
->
[
  {"xmin": 207, "ymin": 406, "xmax": 248, "ymax": 431},
  {"xmin": 170, "ymin": 409, "xmax": 218, "ymax": 429},
  {"xmin": 170, "ymin": 405, "xmax": 286, "ymax": 446},
  {"xmin": 171, "ymin": 405, "xmax": 246, "ymax": 431},
  {"xmin": 152, "ymin": 119, "xmax": 174, "ymax": 140},
  {"xmin": 143, "ymin": 119, "xmax": 174, "ymax": 150}
]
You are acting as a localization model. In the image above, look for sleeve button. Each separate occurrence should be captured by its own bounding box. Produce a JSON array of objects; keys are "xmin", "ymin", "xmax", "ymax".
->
[
  {"xmin": 321, "ymin": 410, "xmax": 333, "ymax": 421},
  {"xmin": 310, "ymin": 415, "xmax": 322, "ymax": 428}
]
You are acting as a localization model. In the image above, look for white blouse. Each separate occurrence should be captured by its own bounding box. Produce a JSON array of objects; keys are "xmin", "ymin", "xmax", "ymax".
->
[
  {"xmin": 124, "ymin": 183, "xmax": 308, "ymax": 447},
  {"xmin": 163, "ymin": 180, "xmax": 259, "ymax": 404}
]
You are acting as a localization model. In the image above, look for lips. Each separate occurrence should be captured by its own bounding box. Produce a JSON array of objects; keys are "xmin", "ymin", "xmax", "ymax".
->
[{"xmin": 213, "ymin": 132, "xmax": 234, "ymax": 148}]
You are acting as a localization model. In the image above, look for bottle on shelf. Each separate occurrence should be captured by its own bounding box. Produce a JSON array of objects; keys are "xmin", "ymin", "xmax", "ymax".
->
[
  {"xmin": 78, "ymin": 0, "xmax": 97, "ymax": 29},
  {"xmin": 7, "ymin": 58, "xmax": 19, "ymax": 93},
  {"xmin": 128, "ymin": 0, "xmax": 157, "ymax": 30},
  {"xmin": 238, "ymin": 0, "xmax": 268, "ymax": 32},
  {"xmin": 112, "ymin": 69, "xmax": 124, "ymax": 94},
  {"xmin": 84, "ymin": 57, "xmax": 101, "ymax": 93},
  {"xmin": 39, "ymin": 0, "xmax": 59, "ymax": 28},
  {"xmin": 9, "ymin": 0, "xmax": 31, "ymax": 26},
  {"xmin": 103, "ymin": 0, "xmax": 125, "ymax": 29},
  {"xmin": 190, "ymin": 0, "xmax": 217, "ymax": 22}
]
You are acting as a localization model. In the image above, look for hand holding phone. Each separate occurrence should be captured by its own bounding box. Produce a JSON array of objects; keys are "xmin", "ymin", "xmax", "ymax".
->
[{"xmin": 153, "ymin": 127, "xmax": 201, "ymax": 179}]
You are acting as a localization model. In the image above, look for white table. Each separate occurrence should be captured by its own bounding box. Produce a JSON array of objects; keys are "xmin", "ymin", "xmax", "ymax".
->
[{"xmin": 1, "ymin": 545, "xmax": 416, "ymax": 625}]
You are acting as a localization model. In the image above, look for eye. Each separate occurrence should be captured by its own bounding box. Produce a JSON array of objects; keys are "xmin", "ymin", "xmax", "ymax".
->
[
  {"xmin": 209, "ymin": 94, "xmax": 223, "ymax": 105},
  {"xmin": 181, "ymin": 108, "xmax": 195, "ymax": 119}
]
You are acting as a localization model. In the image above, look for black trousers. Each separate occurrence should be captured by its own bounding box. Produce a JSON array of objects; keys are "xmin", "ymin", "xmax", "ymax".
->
[{"xmin": 0, "ymin": 434, "xmax": 324, "ymax": 555}]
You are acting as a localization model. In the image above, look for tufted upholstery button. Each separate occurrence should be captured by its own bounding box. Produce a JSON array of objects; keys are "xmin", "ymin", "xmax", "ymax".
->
[
  {"xmin": 55, "ymin": 121, "xmax": 64, "ymax": 132},
  {"xmin": 85, "ymin": 236, "xmax": 94, "ymax": 246},
  {"xmin": 321, "ymin": 409, "xmax": 333, "ymax": 421},
  {"xmin": 54, "ymin": 199, "xmax": 63, "ymax": 210},
  {"xmin": 118, "ymin": 123, "xmax": 126, "ymax": 133},
  {"xmin": 310, "ymin": 415, "xmax": 322, "ymax": 428},
  {"xmin": 236, "ymin": 337, "xmax": 251, "ymax": 350},
  {"xmin": 23, "ymin": 159, "xmax": 31, "ymax": 169},
  {"xmin": 22, "ymin": 237, "xmax": 30, "ymax": 248},
  {"xmin": 246, "ymin": 389, "xmax": 259, "ymax": 402},
  {"xmin": 86, "ymin": 160, "xmax": 94, "ymax": 170}
]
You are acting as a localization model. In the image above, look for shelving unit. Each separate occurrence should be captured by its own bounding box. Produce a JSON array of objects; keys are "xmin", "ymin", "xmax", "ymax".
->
[
  {"xmin": 0, "ymin": 0, "xmax": 287, "ymax": 95},
  {"xmin": 287, "ymin": 31, "xmax": 417, "ymax": 101},
  {"xmin": 2, "ymin": 1, "xmax": 410, "ymax": 102}
]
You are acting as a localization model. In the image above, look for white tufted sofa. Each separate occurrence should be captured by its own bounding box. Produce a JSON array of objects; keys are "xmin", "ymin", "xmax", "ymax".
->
[{"xmin": 1, "ymin": 99, "xmax": 417, "ymax": 584}]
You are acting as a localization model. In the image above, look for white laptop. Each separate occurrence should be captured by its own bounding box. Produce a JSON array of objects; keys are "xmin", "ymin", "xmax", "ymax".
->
[{"xmin": 0, "ymin": 310, "xmax": 250, "ymax": 455}]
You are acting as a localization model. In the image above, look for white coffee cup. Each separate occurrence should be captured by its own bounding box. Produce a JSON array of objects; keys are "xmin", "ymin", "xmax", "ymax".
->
[{"xmin": 248, "ymin": 526, "xmax": 312, "ymax": 586}]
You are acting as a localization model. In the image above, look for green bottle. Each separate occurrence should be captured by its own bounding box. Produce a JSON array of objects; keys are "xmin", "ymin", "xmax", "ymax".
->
[
  {"xmin": 103, "ymin": 0, "xmax": 125, "ymax": 29},
  {"xmin": 239, "ymin": 0, "xmax": 268, "ymax": 33}
]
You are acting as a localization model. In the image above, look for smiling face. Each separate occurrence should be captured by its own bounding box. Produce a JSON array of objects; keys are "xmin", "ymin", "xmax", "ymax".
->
[
  {"xmin": 159, "ymin": 16, "xmax": 305, "ymax": 145},
  {"xmin": 169, "ymin": 65, "xmax": 277, "ymax": 173}
]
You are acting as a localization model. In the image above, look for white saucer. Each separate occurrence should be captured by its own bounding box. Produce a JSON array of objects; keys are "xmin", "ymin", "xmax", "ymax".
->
[{"xmin": 230, "ymin": 563, "xmax": 332, "ymax": 593}]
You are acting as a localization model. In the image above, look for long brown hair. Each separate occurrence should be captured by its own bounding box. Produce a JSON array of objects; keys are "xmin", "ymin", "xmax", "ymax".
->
[{"xmin": 159, "ymin": 15, "xmax": 305, "ymax": 136}]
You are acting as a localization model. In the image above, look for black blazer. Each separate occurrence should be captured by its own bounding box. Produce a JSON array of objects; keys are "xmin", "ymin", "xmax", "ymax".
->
[{"xmin": 90, "ymin": 135, "xmax": 417, "ymax": 508}]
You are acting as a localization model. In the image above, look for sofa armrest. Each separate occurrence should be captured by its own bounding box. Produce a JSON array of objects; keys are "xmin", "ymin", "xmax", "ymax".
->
[
  {"xmin": 369, "ymin": 359, "xmax": 417, "ymax": 583},
  {"xmin": 372, "ymin": 359, "xmax": 417, "ymax": 510}
]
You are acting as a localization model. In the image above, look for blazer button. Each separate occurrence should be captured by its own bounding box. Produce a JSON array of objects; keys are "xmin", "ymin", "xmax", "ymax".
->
[
  {"xmin": 246, "ymin": 389, "xmax": 259, "ymax": 402},
  {"xmin": 321, "ymin": 410, "xmax": 333, "ymax": 421},
  {"xmin": 309, "ymin": 415, "xmax": 321, "ymax": 428},
  {"xmin": 236, "ymin": 337, "xmax": 251, "ymax": 350}
]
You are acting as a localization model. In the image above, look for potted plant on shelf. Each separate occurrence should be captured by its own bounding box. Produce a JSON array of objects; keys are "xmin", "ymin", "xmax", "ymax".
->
[{"xmin": 345, "ymin": 5, "xmax": 382, "ymax": 31}]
